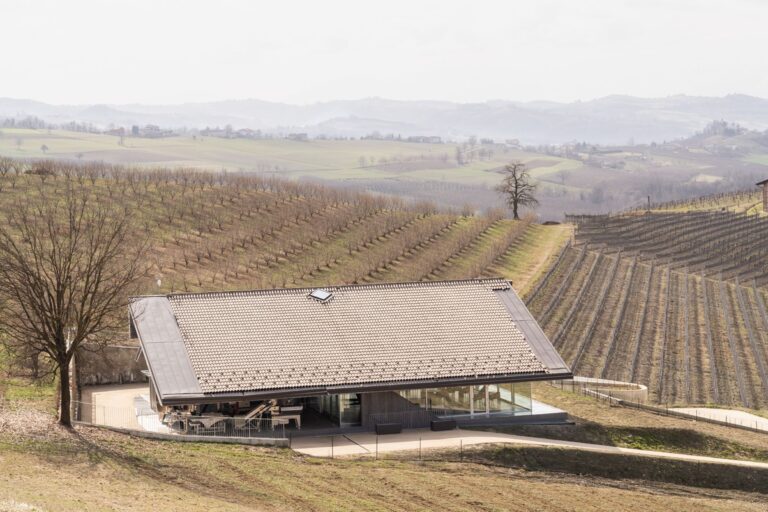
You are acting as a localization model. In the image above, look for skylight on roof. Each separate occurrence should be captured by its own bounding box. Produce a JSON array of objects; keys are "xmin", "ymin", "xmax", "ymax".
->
[{"xmin": 309, "ymin": 289, "xmax": 333, "ymax": 302}]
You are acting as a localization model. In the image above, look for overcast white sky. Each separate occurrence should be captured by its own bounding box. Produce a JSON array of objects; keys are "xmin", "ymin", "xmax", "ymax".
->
[{"xmin": 2, "ymin": 0, "xmax": 767, "ymax": 105}]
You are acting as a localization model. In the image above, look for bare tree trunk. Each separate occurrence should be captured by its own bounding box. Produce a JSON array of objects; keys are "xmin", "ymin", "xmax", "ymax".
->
[{"xmin": 58, "ymin": 357, "xmax": 72, "ymax": 427}]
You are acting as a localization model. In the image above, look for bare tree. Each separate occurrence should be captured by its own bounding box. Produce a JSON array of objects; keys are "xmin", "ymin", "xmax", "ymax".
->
[
  {"xmin": 0, "ymin": 183, "xmax": 148, "ymax": 426},
  {"xmin": 495, "ymin": 162, "xmax": 539, "ymax": 220}
]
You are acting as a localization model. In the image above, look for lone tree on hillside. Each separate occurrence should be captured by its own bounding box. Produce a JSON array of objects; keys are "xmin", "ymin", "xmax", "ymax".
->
[
  {"xmin": 495, "ymin": 162, "xmax": 539, "ymax": 220},
  {"xmin": 0, "ymin": 182, "xmax": 148, "ymax": 426}
]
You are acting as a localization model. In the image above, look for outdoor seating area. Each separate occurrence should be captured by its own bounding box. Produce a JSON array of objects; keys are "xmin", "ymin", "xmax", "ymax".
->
[{"xmin": 160, "ymin": 400, "xmax": 304, "ymax": 437}]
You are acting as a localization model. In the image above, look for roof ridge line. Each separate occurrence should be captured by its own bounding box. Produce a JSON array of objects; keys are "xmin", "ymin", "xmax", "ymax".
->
[{"xmin": 149, "ymin": 277, "xmax": 511, "ymax": 300}]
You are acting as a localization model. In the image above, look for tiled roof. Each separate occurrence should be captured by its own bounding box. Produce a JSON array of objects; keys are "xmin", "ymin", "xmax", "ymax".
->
[{"xmin": 158, "ymin": 279, "xmax": 552, "ymax": 394}]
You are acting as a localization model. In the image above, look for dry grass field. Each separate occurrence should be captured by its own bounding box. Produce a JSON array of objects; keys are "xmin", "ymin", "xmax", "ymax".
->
[{"xmin": 2, "ymin": 384, "xmax": 768, "ymax": 512}]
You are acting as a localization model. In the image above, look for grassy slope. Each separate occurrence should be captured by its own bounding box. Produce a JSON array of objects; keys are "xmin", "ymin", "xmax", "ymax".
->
[
  {"xmin": 480, "ymin": 383, "xmax": 768, "ymax": 462},
  {"xmin": 491, "ymin": 223, "xmax": 572, "ymax": 296},
  {"xmin": 0, "ymin": 421, "xmax": 766, "ymax": 512},
  {"xmin": 2, "ymin": 382, "xmax": 768, "ymax": 511}
]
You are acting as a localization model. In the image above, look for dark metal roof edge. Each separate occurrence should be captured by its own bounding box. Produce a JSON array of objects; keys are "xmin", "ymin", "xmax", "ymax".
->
[
  {"xmin": 132, "ymin": 309, "xmax": 164, "ymax": 404},
  {"xmin": 158, "ymin": 371, "xmax": 573, "ymax": 405},
  {"xmin": 130, "ymin": 297, "xmax": 203, "ymax": 400},
  {"xmin": 493, "ymin": 287, "xmax": 572, "ymax": 374}
]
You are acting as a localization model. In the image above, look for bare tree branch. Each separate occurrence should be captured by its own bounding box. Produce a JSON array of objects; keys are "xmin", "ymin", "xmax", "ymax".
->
[
  {"xmin": 0, "ymin": 178, "xmax": 149, "ymax": 426},
  {"xmin": 494, "ymin": 162, "xmax": 539, "ymax": 220}
]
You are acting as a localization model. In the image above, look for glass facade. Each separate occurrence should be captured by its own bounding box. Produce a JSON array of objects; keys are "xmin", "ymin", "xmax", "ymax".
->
[
  {"xmin": 488, "ymin": 383, "xmax": 515, "ymax": 414},
  {"xmin": 339, "ymin": 393, "xmax": 362, "ymax": 427},
  {"xmin": 398, "ymin": 381, "xmax": 532, "ymax": 417},
  {"xmin": 514, "ymin": 382, "xmax": 532, "ymax": 411},
  {"xmin": 426, "ymin": 386, "xmax": 472, "ymax": 415},
  {"xmin": 399, "ymin": 388, "xmax": 425, "ymax": 407},
  {"xmin": 307, "ymin": 382, "xmax": 532, "ymax": 429},
  {"xmin": 472, "ymin": 384, "xmax": 487, "ymax": 414},
  {"xmin": 310, "ymin": 393, "xmax": 362, "ymax": 427}
]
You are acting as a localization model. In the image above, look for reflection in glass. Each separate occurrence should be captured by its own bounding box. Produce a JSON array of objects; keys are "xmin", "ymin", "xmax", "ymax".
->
[
  {"xmin": 487, "ymin": 383, "xmax": 515, "ymax": 413},
  {"xmin": 426, "ymin": 386, "xmax": 471, "ymax": 415},
  {"xmin": 472, "ymin": 385, "xmax": 487, "ymax": 414},
  {"xmin": 398, "ymin": 388, "xmax": 425, "ymax": 407},
  {"xmin": 339, "ymin": 393, "xmax": 362, "ymax": 426},
  {"xmin": 514, "ymin": 382, "xmax": 532, "ymax": 411}
]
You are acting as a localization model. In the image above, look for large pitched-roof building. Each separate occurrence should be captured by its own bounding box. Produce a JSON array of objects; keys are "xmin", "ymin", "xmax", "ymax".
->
[{"xmin": 130, "ymin": 279, "xmax": 571, "ymax": 433}]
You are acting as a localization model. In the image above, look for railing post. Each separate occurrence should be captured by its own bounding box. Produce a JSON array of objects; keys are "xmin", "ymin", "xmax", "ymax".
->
[
  {"xmin": 331, "ymin": 435, "xmax": 334, "ymax": 459},
  {"xmin": 375, "ymin": 435, "xmax": 379, "ymax": 460}
]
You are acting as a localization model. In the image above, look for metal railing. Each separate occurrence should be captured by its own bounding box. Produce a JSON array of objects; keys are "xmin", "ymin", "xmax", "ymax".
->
[
  {"xmin": 548, "ymin": 379, "xmax": 768, "ymax": 435},
  {"xmin": 74, "ymin": 401, "xmax": 288, "ymax": 439}
]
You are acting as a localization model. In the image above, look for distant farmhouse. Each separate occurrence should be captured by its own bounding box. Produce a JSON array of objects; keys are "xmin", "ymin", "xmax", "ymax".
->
[
  {"xmin": 128, "ymin": 279, "xmax": 571, "ymax": 435},
  {"xmin": 406, "ymin": 135, "xmax": 442, "ymax": 144},
  {"xmin": 131, "ymin": 124, "xmax": 175, "ymax": 138},
  {"xmin": 758, "ymin": 178, "xmax": 768, "ymax": 211}
]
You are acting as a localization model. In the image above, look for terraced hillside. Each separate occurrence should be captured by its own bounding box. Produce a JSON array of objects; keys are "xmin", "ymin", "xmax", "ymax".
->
[
  {"xmin": 570, "ymin": 211, "xmax": 768, "ymax": 285},
  {"xmin": 527, "ymin": 210, "xmax": 768, "ymax": 409},
  {"xmin": 0, "ymin": 160, "xmax": 568, "ymax": 297},
  {"xmin": 639, "ymin": 188, "xmax": 764, "ymax": 215}
]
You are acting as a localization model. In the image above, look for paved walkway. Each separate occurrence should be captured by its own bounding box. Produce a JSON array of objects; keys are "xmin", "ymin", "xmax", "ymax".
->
[
  {"xmin": 80, "ymin": 384, "xmax": 149, "ymax": 429},
  {"xmin": 291, "ymin": 428, "xmax": 768, "ymax": 469},
  {"xmin": 672, "ymin": 407, "xmax": 768, "ymax": 433}
]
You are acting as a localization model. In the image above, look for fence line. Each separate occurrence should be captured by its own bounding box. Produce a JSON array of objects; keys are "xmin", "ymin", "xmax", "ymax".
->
[
  {"xmin": 74, "ymin": 401, "xmax": 288, "ymax": 440},
  {"xmin": 548, "ymin": 379, "xmax": 768, "ymax": 435}
]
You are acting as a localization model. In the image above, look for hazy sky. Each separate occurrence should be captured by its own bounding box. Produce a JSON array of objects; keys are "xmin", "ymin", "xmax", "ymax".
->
[{"xmin": 3, "ymin": 0, "xmax": 767, "ymax": 105}]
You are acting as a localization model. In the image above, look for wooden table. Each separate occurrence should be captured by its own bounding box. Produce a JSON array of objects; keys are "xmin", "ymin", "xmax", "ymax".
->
[{"xmin": 271, "ymin": 414, "xmax": 301, "ymax": 429}]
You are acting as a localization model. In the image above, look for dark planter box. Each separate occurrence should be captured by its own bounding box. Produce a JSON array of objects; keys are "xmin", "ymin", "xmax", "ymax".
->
[
  {"xmin": 375, "ymin": 422, "xmax": 402, "ymax": 435},
  {"xmin": 430, "ymin": 419, "xmax": 456, "ymax": 431}
]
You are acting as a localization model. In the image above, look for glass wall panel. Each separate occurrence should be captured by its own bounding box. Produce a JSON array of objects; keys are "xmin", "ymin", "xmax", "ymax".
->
[
  {"xmin": 513, "ymin": 382, "xmax": 532, "ymax": 411},
  {"xmin": 397, "ymin": 388, "xmax": 425, "ymax": 407},
  {"xmin": 472, "ymin": 385, "xmax": 487, "ymax": 415},
  {"xmin": 321, "ymin": 394, "xmax": 339, "ymax": 423},
  {"xmin": 487, "ymin": 383, "xmax": 515, "ymax": 414},
  {"xmin": 393, "ymin": 381, "xmax": 533, "ymax": 418},
  {"xmin": 426, "ymin": 386, "xmax": 471, "ymax": 415},
  {"xmin": 339, "ymin": 393, "xmax": 362, "ymax": 426}
]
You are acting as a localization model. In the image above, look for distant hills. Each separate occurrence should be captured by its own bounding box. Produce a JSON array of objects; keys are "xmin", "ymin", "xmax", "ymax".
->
[{"xmin": 2, "ymin": 94, "xmax": 768, "ymax": 145}]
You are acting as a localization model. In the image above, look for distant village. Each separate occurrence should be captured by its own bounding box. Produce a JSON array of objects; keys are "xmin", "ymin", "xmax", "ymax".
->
[{"xmin": 2, "ymin": 116, "xmax": 766, "ymax": 166}]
